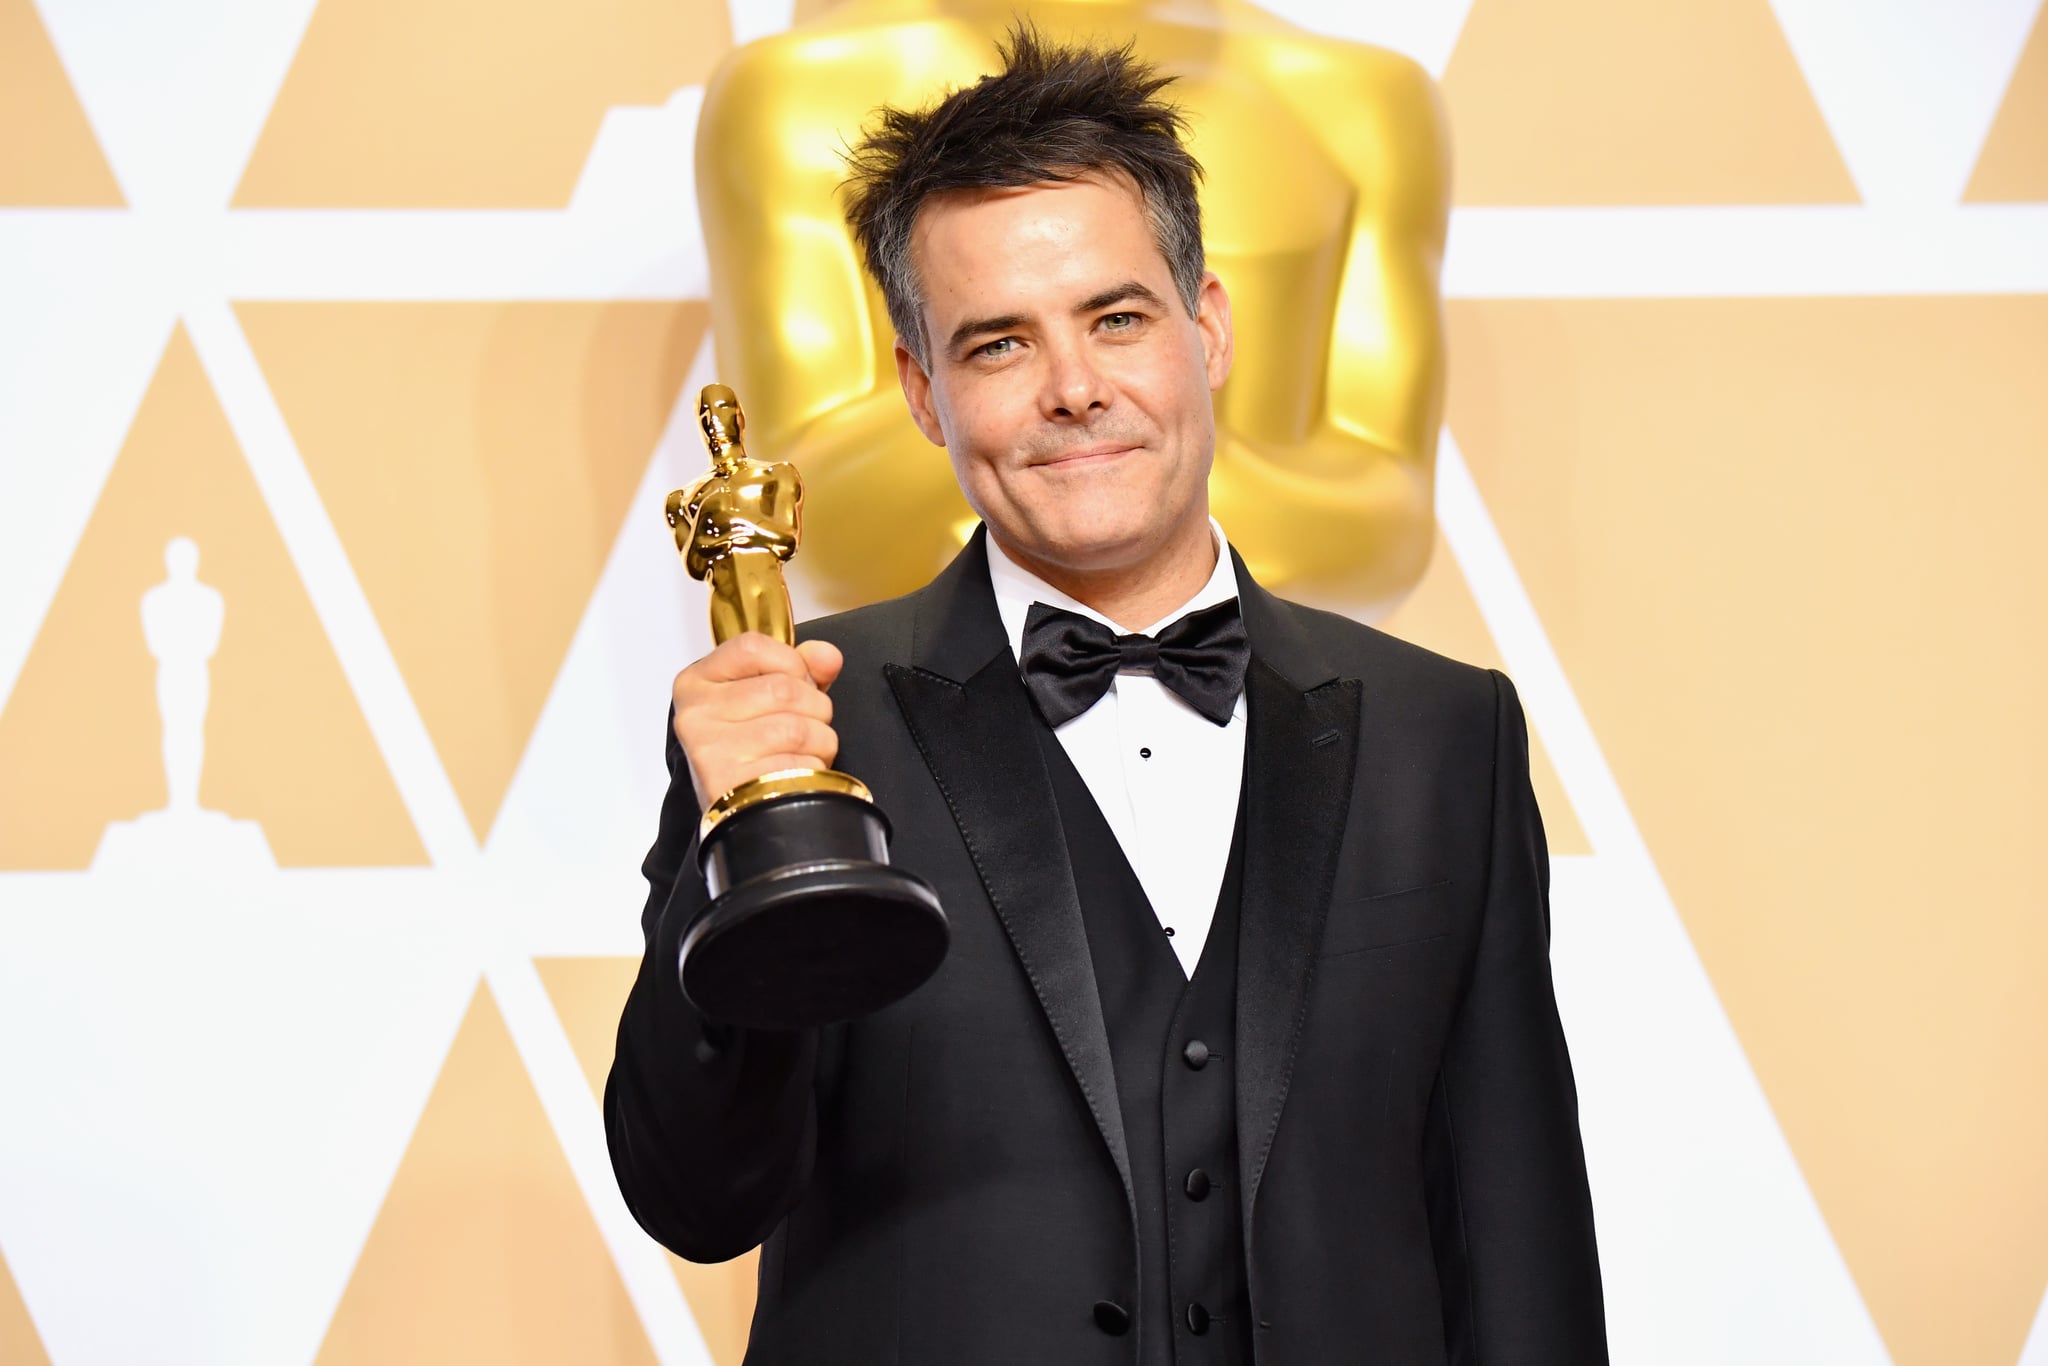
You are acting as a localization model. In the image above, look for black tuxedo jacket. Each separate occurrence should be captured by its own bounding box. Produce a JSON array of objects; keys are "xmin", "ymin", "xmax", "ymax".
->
[{"xmin": 606, "ymin": 531, "xmax": 1606, "ymax": 1365}]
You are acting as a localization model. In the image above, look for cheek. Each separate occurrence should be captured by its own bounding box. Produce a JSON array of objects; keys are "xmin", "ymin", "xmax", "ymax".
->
[
  {"xmin": 1123, "ymin": 363, "xmax": 1212, "ymax": 477},
  {"xmin": 1118, "ymin": 337, "xmax": 1206, "ymax": 420},
  {"xmin": 938, "ymin": 377, "xmax": 1036, "ymax": 470},
  {"xmin": 934, "ymin": 390, "xmax": 1023, "ymax": 513},
  {"xmin": 934, "ymin": 371, "xmax": 1010, "ymax": 448}
]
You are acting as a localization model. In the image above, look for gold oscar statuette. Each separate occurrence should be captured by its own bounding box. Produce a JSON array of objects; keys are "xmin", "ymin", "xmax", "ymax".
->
[{"xmin": 665, "ymin": 384, "xmax": 947, "ymax": 1029}]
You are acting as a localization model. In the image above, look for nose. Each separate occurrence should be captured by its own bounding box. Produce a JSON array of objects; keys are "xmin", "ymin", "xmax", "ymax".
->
[{"xmin": 1040, "ymin": 337, "xmax": 1111, "ymax": 422}]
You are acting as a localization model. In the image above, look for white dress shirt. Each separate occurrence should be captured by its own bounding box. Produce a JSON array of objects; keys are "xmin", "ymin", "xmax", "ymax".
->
[{"xmin": 987, "ymin": 522, "xmax": 1247, "ymax": 978}]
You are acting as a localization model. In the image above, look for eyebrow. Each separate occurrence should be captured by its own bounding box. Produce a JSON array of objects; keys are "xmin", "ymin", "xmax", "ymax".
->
[
  {"xmin": 1076, "ymin": 280, "xmax": 1169, "ymax": 315},
  {"xmin": 944, "ymin": 280, "xmax": 1173, "ymax": 356},
  {"xmin": 947, "ymin": 312, "xmax": 1030, "ymax": 355}
]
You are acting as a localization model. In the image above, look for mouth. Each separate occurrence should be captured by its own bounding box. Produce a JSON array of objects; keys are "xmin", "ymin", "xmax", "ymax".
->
[{"xmin": 1032, "ymin": 443, "xmax": 1141, "ymax": 469}]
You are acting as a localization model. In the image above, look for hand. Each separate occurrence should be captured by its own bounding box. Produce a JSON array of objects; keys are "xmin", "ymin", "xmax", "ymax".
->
[{"xmin": 672, "ymin": 635, "xmax": 845, "ymax": 811}]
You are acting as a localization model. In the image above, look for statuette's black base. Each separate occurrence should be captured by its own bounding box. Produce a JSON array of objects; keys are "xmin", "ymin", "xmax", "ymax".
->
[{"xmin": 681, "ymin": 789, "xmax": 947, "ymax": 1029}]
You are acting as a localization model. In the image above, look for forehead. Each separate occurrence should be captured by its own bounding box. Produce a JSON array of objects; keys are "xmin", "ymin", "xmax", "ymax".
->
[{"xmin": 909, "ymin": 174, "xmax": 1170, "ymax": 315}]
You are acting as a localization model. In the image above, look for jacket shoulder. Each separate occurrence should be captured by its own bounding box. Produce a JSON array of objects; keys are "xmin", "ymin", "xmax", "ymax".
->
[{"xmin": 1271, "ymin": 596, "xmax": 1504, "ymax": 722}]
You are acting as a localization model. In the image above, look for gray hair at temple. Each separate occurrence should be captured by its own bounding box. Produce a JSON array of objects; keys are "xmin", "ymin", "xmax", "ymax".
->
[{"xmin": 839, "ymin": 23, "xmax": 1208, "ymax": 369}]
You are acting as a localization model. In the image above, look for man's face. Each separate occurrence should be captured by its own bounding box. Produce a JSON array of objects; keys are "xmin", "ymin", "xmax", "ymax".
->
[{"xmin": 896, "ymin": 174, "xmax": 1233, "ymax": 580}]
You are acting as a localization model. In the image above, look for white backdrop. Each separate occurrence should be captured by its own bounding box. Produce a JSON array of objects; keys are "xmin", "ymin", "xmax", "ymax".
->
[{"xmin": 2, "ymin": 1, "xmax": 2045, "ymax": 1363}]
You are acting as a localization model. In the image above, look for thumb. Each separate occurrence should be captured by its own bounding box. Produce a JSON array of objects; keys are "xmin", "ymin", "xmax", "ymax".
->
[{"xmin": 796, "ymin": 638, "xmax": 845, "ymax": 691}]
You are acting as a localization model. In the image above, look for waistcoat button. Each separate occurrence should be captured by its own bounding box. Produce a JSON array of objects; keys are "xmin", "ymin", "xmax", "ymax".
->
[
  {"xmin": 1184, "ymin": 1167, "xmax": 1211, "ymax": 1200},
  {"xmin": 1093, "ymin": 1300, "xmax": 1131, "ymax": 1336},
  {"xmin": 1182, "ymin": 1039, "xmax": 1210, "ymax": 1069},
  {"xmin": 1186, "ymin": 1302, "xmax": 1212, "ymax": 1335}
]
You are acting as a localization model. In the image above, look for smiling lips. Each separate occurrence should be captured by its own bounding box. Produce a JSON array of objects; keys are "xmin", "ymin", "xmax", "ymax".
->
[{"xmin": 1033, "ymin": 442, "xmax": 1142, "ymax": 468}]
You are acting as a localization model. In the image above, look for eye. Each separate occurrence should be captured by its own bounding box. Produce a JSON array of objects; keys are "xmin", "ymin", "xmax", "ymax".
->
[
  {"xmin": 1100, "ymin": 312, "xmax": 1140, "ymax": 331},
  {"xmin": 975, "ymin": 337, "xmax": 1018, "ymax": 358}
]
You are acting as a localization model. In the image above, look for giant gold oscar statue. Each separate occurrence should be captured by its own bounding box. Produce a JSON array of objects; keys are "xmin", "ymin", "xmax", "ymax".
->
[
  {"xmin": 666, "ymin": 385, "xmax": 947, "ymax": 1029},
  {"xmin": 696, "ymin": 0, "xmax": 1450, "ymax": 611}
]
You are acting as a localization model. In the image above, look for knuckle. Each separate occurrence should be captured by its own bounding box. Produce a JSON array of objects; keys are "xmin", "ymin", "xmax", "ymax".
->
[
  {"xmin": 723, "ymin": 635, "xmax": 766, "ymax": 671},
  {"xmin": 779, "ymin": 715, "xmax": 812, "ymax": 751}
]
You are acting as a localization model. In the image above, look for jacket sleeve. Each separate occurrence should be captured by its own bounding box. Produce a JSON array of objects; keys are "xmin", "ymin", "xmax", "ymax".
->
[
  {"xmin": 603, "ymin": 706, "xmax": 821, "ymax": 1264},
  {"xmin": 1423, "ymin": 671, "xmax": 1608, "ymax": 1363}
]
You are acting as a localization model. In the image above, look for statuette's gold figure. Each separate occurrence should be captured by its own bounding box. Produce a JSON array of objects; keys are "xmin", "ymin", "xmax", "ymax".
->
[
  {"xmin": 696, "ymin": 0, "xmax": 1450, "ymax": 612},
  {"xmin": 661, "ymin": 383, "xmax": 947, "ymax": 1031},
  {"xmin": 667, "ymin": 384, "xmax": 804, "ymax": 647}
]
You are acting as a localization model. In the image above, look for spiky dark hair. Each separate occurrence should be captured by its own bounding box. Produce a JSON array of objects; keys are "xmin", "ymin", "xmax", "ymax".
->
[{"xmin": 841, "ymin": 23, "xmax": 1206, "ymax": 366}]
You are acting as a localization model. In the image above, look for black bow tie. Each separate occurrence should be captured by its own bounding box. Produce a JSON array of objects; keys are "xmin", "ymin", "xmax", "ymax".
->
[{"xmin": 1018, "ymin": 599, "xmax": 1250, "ymax": 728}]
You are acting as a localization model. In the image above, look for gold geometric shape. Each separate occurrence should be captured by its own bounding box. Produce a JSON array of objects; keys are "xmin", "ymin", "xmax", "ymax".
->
[
  {"xmin": 1441, "ymin": 0, "xmax": 1858, "ymax": 205},
  {"xmin": 0, "ymin": 0, "xmax": 122, "ymax": 205},
  {"xmin": 1378, "ymin": 531, "xmax": 1591, "ymax": 854},
  {"xmin": 315, "ymin": 981, "xmax": 658, "ymax": 1366},
  {"xmin": 1965, "ymin": 5, "xmax": 2048, "ymax": 202},
  {"xmin": 234, "ymin": 0, "xmax": 732, "ymax": 207},
  {"xmin": 536, "ymin": 956, "xmax": 759, "ymax": 1366},
  {"xmin": 236, "ymin": 302, "xmax": 708, "ymax": 844},
  {"xmin": 536, "ymin": 956, "xmax": 641, "ymax": 1104},
  {"xmin": 0, "ymin": 1248, "xmax": 52, "ymax": 1366},
  {"xmin": 0, "ymin": 326, "xmax": 426, "ymax": 869},
  {"xmin": 1445, "ymin": 295, "xmax": 2048, "ymax": 1366}
]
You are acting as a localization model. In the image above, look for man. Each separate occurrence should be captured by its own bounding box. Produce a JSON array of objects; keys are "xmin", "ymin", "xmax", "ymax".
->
[{"xmin": 607, "ymin": 28, "xmax": 1606, "ymax": 1366}]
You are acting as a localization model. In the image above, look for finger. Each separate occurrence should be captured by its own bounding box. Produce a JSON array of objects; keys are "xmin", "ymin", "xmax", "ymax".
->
[
  {"xmin": 745, "ymin": 752, "xmax": 839, "ymax": 779},
  {"xmin": 733, "ymin": 715, "xmax": 839, "ymax": 770},
  {"xmin": 702, "ymin": 671, "xmax": 833, "ymax": 725},
  {"xmin": 691, "ymin": 632, "xmax": 813, "ymax": 685},
  {"xmin": 677, "ymin": 709, "xmax": 839, "ymax": 767},
  {"xmin": 796, "ymin": 639, "xmax": 845, "ymax": 691}
]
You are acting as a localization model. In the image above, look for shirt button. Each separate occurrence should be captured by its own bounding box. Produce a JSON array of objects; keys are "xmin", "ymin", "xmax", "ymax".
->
[
  {"xmin": 1182, "ymin": 1039, "xmax": 1210, "ymax": 1070},
  {"xmin": 1186, "ymin": 1302, "xmax": 1212, "ymax": 1335},
  {"xmin": 1093, "ymin": 1300, "xmax": 1131, "ymax": 1336},
  {"xmin": 1184, "ymin": 1168, "xmax": 1211, "ymax": 1200}
]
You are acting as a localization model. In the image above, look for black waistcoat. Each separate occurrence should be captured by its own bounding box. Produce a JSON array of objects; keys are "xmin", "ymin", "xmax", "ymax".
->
[{"xmin": 1036, "ymin": 726, "xmax": 1252, "ymax": 1365}]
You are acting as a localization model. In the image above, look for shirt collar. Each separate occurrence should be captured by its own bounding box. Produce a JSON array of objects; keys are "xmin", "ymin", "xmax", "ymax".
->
[{"xmin": 985, "ymin": 517, "xmax": 1241, "ymax": 665}]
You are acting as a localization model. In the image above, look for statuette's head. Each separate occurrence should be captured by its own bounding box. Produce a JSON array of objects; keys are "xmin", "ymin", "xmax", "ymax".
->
[
  {"xmin": 699, "ymin": 384, "xmax": 747, "ymax": 471},
  {"xmin": 165, "ymin": 535, "xmax": 200, "ymax": 579}
]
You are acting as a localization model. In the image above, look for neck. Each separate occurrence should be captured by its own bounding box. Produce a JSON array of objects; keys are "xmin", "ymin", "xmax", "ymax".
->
[{"xmin": 995, "ymin": 512, "xmax": 1218, "ymax": 632}]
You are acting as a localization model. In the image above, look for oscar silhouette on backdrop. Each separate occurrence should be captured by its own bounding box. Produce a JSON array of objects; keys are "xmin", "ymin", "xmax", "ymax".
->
[{"xmin": 94, "ymin": 537, "xmax": 274, "ymax": 872}]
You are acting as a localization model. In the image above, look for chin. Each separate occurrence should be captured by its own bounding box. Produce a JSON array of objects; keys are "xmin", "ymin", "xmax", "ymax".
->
[{"xmin": 1031, "ymin": 511, "xmax": 1163, "ymax": 573}]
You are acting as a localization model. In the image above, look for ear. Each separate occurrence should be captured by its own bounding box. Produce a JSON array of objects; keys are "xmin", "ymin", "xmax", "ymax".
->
[
  {"xmin": 895, "ymin": 339, "xmax": 948, "ymax": 447},
  {"xmin": 1194, "ymin": 272, "xmax": 1234, "ymax": 392}
]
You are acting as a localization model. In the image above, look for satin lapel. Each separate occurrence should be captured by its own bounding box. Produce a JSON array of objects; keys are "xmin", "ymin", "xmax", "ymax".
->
[
  {"xmin": 885, "ymin": 557, "xmax": 1136, "ymax": 1221},
  {"xmin": 1235, "ymin": 659, "xmax": 1363, "ymax": 1224}
]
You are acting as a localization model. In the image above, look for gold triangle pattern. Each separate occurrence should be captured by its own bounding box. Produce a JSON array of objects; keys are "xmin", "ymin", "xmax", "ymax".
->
[
  {"xmin": 1445, "ymin": 295, "xmax": 2048, "ymax": 1366},
  {"xmin": 1965, "ymin": 5, "xmax": 2048, "ymax": 202},
  {"xmin": 0, "ymin": 326, "xmax": 425, "ymax": 869},
  {"xmin": 237, "ymin": 301, "xmax": 708, "ymax": 845},
  {"xmin": 314, "ymin": 980, "xmax": 659, "ymax": 1365},
  {"xmin": 0, "ymin": 1248, "xmax": 52, "ymax": 1366},
  {"xmin": 235, "ymin": 0, "xmax": 734, "ymax": 207},
  {"xmin": 0, "ymin": 0, "xmax": 122, "ymax": 205},
  {"xmin": 537, "ymin": 956, "xmax": 760, "ymax": 1366},
  {"xmin": 1442, "ymin": 0, "xmax": 1858, "ymax": 205}
]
